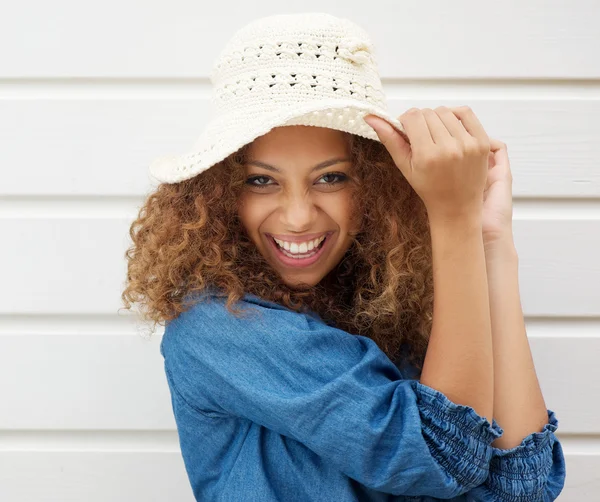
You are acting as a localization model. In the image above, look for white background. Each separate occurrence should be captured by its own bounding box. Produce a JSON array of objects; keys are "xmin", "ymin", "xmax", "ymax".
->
[{"xmin": 1, "ymin": 1, "xmax": 598, "ymax": 500}]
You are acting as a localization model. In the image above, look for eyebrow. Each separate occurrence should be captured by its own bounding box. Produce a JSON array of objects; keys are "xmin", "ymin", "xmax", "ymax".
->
[{"xmin": 246, "ymin": 157, "xmax": 352, "ymax": 173}]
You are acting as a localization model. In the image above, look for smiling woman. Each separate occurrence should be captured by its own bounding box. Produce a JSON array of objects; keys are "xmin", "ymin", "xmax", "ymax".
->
[{"xmin": 120, "ymin": 11, "xmax": 564, "ymax": 502}]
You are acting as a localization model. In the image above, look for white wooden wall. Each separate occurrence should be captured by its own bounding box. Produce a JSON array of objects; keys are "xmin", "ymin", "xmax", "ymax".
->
[{"xmin": 1, "ymin": 1, "xmax": 598, "ymax": 500}]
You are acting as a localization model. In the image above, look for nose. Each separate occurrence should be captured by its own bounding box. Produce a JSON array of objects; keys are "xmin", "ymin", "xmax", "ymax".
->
[{"xmin": 279, "ymin": 191, "xmax": 318, "ymax": 232}]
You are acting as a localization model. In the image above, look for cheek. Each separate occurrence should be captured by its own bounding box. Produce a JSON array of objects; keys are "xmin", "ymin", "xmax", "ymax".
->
[
  {"xmin": 237, "ymin": 194, "xmax": 269, "ymax": 236},
  {"xmin": 338, "ymin": 190, "xmax": 363, "ymax": 235},
  {"xmin": 325, "ymin": 191, "xmax": 356, "ymax": 228}
]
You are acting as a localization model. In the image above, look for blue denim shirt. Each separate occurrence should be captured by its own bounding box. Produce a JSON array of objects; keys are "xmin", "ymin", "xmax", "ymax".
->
[{"xmin": 160, "ymin": 291, "xmax": 566, "ymax": 501}]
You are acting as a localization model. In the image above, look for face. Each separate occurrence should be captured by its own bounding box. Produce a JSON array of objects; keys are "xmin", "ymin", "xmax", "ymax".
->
[{"xmin": 237, "ymin": 125, "xmax": 361, "ymax": 289}]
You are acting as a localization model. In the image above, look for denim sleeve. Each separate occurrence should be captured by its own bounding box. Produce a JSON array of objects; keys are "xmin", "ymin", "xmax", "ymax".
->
[
  {"xmin": 465, "ymin": 409, "xmax": 566, "ymax": 501},
  {"xmin": 160, "ymin": 296, "xmax": 505, "ymax": 499}
]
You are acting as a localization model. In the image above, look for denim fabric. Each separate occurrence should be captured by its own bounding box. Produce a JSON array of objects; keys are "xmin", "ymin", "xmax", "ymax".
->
[{"xmin": 160, "ymin": 291, "xmax": 566, "ymax": 501}]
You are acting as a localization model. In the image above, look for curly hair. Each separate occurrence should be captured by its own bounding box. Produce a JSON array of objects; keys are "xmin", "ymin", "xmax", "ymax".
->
[{"xmin": 121, "ymin": 131, "xmax": 434, "ymax": 377}]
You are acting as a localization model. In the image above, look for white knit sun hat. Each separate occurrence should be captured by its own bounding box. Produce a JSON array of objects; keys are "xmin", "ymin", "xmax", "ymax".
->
[{"xmin": 149, "ymin": 12, "xmax": 407, "ymax": 184}]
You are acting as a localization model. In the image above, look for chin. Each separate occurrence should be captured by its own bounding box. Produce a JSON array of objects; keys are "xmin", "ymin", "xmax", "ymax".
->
[{"xmin": 280, "ymin": 275, "xmax": 320, "ymax": 290}]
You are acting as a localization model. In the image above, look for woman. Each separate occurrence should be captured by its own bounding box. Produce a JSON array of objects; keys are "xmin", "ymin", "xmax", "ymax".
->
[{"xmin": 121, "ymin": 13, "xmax": 565, "ymax": 502}]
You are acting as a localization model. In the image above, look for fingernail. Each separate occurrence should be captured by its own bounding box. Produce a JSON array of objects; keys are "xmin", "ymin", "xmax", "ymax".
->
[
  {"xmin": 364, "ymin": 115, "xmax": 393, "ymax": 134},
  {"xmin": 363, "ymin": 115, "xmax": 377, "ymax": 129}
]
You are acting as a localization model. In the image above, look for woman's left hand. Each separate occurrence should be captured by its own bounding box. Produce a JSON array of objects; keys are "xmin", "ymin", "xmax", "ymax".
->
[{"xmin": 482, "ymin": 139, "xmax": 515, "ymax": 245}]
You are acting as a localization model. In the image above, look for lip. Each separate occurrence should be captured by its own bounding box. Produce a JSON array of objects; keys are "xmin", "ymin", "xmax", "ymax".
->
[{"xmin": 266, "ymin": 232, "xmax": 334, "ymax": 268}]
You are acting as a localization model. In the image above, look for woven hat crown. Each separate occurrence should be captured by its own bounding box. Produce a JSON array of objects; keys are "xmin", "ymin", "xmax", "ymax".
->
[
  {"xmin": 149, "ymin": 12, "xmax": 406, "ymax": 184},
  {"xmin": 208, "ymin": 13, "xmax": 384, "ymax": 115}
]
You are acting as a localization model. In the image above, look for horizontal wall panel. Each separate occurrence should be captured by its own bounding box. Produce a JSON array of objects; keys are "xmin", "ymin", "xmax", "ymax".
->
[
  {"xmin": 0, "ymin": 217, "xmax": 597, "ymax": 315},
  {"xmin": 0, "ymin": 452, "xmax": 194, "ymax": 502},
  {"xmin": 0, "ymin": 218, "xmax": 131, "ymax": 314},
  {"xmin": 0, "ymin": 332, "xmax": 597, "ymax": 432},
  {"xmin": 0, "ymin": 1, "xmax": 598, "ymax": 78},
  {"xmin": 0, "ymin": 334, "xmax": 174, "ymax": 430},
  {"xmin": 530, "ymin": 336, "xmax": 600, "ymax": 432},
  {"xmin": 0, "ymin": 99, "xmax": 208, "ymax": 196},
  {"xmin": 514, "ymin": 220, "xmax": 600, "ymax": 315},
  {"xmin": 1, "ymin": 97, "xmax": 596, "ymax": 196}
]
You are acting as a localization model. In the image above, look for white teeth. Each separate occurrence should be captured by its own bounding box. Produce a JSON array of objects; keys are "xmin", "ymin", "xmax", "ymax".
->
[
  {"xmin": 280, "ymin": 248, "xmax": 318, "ymax": 259},
  {"xmin": 273, "ymin": 235, "xmax": 327, "ymax": 254}
]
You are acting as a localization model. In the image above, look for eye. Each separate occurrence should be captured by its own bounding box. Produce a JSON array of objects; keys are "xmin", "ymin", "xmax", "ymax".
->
[
  {"xmin": 245, "ymin": 175, "xmax": 273, "ymax": 188},
  {"xmin": 244, "ymin": 172, "xmax": 349, "ymax": 190},
  {"xmin": 316, "ymin": 172, "xmax": 348, "ymax": 185}
]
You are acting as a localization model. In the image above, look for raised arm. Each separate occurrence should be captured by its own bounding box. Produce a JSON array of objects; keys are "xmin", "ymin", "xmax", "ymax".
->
[
  {"xmin": 364, "ymin": 106, "xmax": 495, "ymax": 422},
  {"xmin": 422, "ymin": 214, "xmax": 494, "ymax": 423}
]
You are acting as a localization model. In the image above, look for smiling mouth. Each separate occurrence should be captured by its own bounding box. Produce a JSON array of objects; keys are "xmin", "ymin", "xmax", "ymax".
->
[
  {"xmin": 266, "ymin": 232, "xmax": 332, "ymax": 266},
  {"xmin": 270, "ymin": 235, "xmax": 328, "ymax": 257}
]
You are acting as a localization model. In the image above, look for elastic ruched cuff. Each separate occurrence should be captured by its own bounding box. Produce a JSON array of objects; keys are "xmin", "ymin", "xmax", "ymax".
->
[
  {"xmin": 486, "ymin": 409, "xmax": 562, "ymax": 501},
  {"xmin": 411, "ymin": 380, "xmax": 504, "ymax": 490}
]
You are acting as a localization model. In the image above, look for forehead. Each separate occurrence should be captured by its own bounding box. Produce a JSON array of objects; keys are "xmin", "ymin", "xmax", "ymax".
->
[{"xmin": 247, "ymin": 125, "xmax": 351, "ymax": 157}]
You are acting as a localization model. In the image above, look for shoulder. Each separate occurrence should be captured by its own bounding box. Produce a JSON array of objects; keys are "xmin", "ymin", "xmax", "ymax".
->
[
  {"xmin": 173, "ymin": 290, "xmax": 305, "ymax": 327},
  {"xmin": 160, "ymin": 290, "xmax": 314, "ymax": 355}
]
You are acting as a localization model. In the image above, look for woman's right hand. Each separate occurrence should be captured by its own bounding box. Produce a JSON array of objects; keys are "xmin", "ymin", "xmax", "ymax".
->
[{"xmin": 364, "ymin": 106, "xmax": 491, "ymax": 222}]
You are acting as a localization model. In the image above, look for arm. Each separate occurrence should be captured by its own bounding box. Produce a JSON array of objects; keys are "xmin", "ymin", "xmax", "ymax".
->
[
  {"xmin": 161, "ymin": 292, "xmax": 503, "ymax": 499},
  {"xmin": 422, "ymin": 215, "xmax": 494, "ymax": 424},
  {"xmin": 485, "ymin": 237, "xmax": 548, "ymax": 449},
  {"xmin": 469, "ymin": 236, "xmax": 566, "ymax": 500}
]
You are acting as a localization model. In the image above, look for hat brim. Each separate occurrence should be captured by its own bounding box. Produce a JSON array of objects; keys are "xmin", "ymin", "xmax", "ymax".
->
[{"xmin": 149, "ymin": 99, "xmax": 407, "ymax": 184}]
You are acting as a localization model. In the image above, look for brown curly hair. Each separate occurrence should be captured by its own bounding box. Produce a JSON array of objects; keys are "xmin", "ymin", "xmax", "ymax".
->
[{"xmin": 121, "ymin": 131, "xmax": 434, "ymax": 377}]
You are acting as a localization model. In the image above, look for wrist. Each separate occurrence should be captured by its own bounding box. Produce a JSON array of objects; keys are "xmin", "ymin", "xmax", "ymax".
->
[
  {"xmin": 428, "ymin": 212, "xmax": 483, "ymax": 234},
  {"xmin": 429, "ymin": 217, "xmax": 483, "ymax": 253},
  {"xmin": 484, "ymin": 235, "xmax": 518, "ymax": 261}
]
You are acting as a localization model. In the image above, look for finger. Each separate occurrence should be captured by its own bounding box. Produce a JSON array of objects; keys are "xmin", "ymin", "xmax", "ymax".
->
[
  {"xmin": 450, "ymin": 106, "xmax": 489, "ymax": 143},
  {"xmin": 421, "ymin": 108, "xmax": 453, "ymax": 145},
  {"xmin": 434, "ymin": 106, "xmax": 471, "ymax": 141},
  {"xmin": 363, "ymin": 114, "xmax": 412, "ymax": 173},
  {"xmin": 399, "ymin": 108, "xmax": 434, "ymax": 150},
  {"xmin": 490, "ymin": 138, "xmax": 509, "ymax": 166},
  {"xmin": 490, "ymin": 137, "xmax": 508, "ymax": 152}
]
